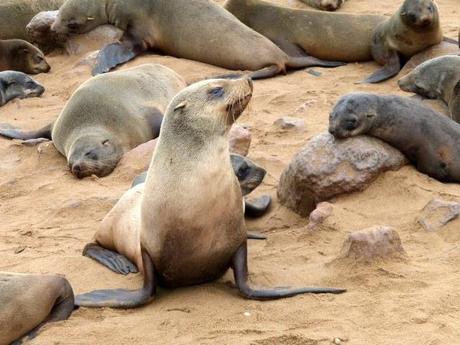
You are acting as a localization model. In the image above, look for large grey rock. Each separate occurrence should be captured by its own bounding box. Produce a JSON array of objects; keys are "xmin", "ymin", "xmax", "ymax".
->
[
  {"xmin": 418, "ymin": 198, "xmax": 460, "ymax": 232},
  {"xmin": 278, "ymin": 132, "xmax": 407, "ymax": 216}
]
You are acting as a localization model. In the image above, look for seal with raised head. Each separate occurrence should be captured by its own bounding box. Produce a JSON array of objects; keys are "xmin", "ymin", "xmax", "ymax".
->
[
  {"xmin": 0, "ymin": 64, "xmax": 186, "ymax": 178},
  {"xmin": 224, "ymin": 0, "xmax": 385, "ymax": 63},
  {"xmin": 299, "ymin": 0, "xmax": 346, "ymax": 12},
  {"xmin": 51, "ymin": 0, "xmax": 344, "ymax": 78},
  {"xmin": 328, "ymin": 92, "xmax": 460, "ymax": 183},
  {"xmin": 76, "ymin": 77, "xmax": 345, "ymax": 308},
  {"xmin": 398, "ymin": 55, "xmax": 460, "ymax": 122},
  {"xmin": 363, "ymin": 0, "xmax": 443, "ymax": 83},
  {"xmin": 0, "ymin": 39, "xmax": 50, "ymax": 74},
  {"xmin": 0, "ymin": 71, "xmax": 45, "ymax": 106},
  {"xmin": 0, "ymin": 272, "xmax": 74, "ymax": 344}
]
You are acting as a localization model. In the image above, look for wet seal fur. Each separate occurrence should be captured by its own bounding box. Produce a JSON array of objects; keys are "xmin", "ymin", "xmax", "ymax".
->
[
  {"xmin": 224, "ymin": 0, "xmax": 385, "ymax": 63},
  {"xmin": 75, "ymin": 77, "xmax": 345, "ymax": 309},
  {"xmin": 0, "ymin": 64, "xmax": 185, "ymax": 178},
  {"xmin": 398, "ymin": 55, "xmax": 460, "ymax": 123},
  {"xmin": 300, "ymin": 0, "xmax": 346, "ymax": 11},
  {"xmin": 364, "ymin": 0, "xmax": 443, "ymax": 83},
  {"xmin": 0, "ymin": 71, "xmax": 44, "ymax": 106},
  {"xmin": 0, "ymin": 39, "xmax": 50, "ymax": 74},
  {"xmin": 329, "ymin": 92, "xmax": 460, "ymax": 183},
  {"xmin": 0, "ymin": 272, "xmax": 74, "ymax": 344},
  {"xmin": 51, "ymin": 0, "xmax": 344, "ymax": 78}
]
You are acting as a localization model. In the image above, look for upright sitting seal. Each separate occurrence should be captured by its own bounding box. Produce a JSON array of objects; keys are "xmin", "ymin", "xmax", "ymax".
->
[
  {"xmin": 0, "ymin": 64, "xmax": 186, "ymax": 178},
  {"xmin": 299, "ymin": 0, "xmax": 346, "ymax": 11},
  {"xmin": 0, "ymin": 71, "xmax": 45, "ymax": 106},
  {"xmin": 0, "ymin": 272, "xmax": 74, "ymax": 344},
  {"xmin": 0, "ymin": 39, "xmax": 50, "ymax": 74},
  {"xmin": 51, "ymin": 0, "xmax": 344, "ymax": 78},
  {"xmin": 76, "ymin": 77, "xmax": 345, "ymax": 308},
  {"xmin": 363, "ymin": 0, "xmax": 443, "ymax": 83},
  {"xmin": 224, "ymin": 0, "xmax": 385, "ymax": 63},
  {"xmin": 398, "ymin": 55, "xmax": 460, "ymax": 122},
  {"xmin": 329, "ymin": 92, "xmax": 460, "ymax": 183}
]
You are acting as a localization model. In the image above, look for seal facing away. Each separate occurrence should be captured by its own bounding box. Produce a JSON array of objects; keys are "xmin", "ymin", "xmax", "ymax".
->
[
  {"xmin": 0, "ymin": 71, "xmax": 44, "ymax": 106},
  {"xmin": 363, "ymin": 0, "xmax": 443, "ymax": 83},
  {"xmin": 76, "ymin": 77, "xmax": 345, "ymax": 308},
  {"xmin": 329, "ymin": 92, "xmax": 460, "ymax": 183},
  {"xmin": 0, "ymin": 39, "xmax": 50, "ymax": 74},
  {"xmin": 398, "ymin": 55, "xmax": 460, "ymax": 123},
  {"xmin": 0, "ymin": 272, "xmax": 74, "ymax": 345},
  {"xmin": 224, "ymin": 0, "xmax": 385, "ymax": 63},
  {"xmin": 299, "ymin": 0, "xmax": 346, "ymax": 11},
  {"xmin": 51, "ymin": 0, "xmax": 344, "ymax": 78},
  {"xmin": 0, "ymin": 64, "xmax": 186, "ymax": 178}
]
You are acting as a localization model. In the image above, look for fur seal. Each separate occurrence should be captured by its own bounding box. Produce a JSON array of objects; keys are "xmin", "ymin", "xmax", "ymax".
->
[
  {"xmin": 398, "ymin": 55, "xmax": 460, "ymax": 122},
  {"xmin": 75, "ymin": 77, "xmax": 345, "ymax": 308},
  {"xmin": 0, "ymin": 64, "xmax": 185, "ymax": 178},
  {"xmin": 363, "ymin": 0, "xmax": 443, "ymax": 83},
  {"xmin": 0, "ymin": 272, "xmax": 74, "ymax": 344},
  {"xmin": 224, "ymin": 0, "xmax": 385, "ymax": 63},
  {"xmin": 300, "ymin": 0, "xmax": 345, "ymax": 12},
  {"xmin": 51, "ymin": 0, "xmax": 344, "ymax": 78},
  {"xmin": 0, "ymin": 39, "xmax": 50, "ymax": 74},
  {"xmin": 0, "ymin": 71, "xmax": 44, "ymax": 106},
  {"xmin": 329, "ymin": 92, "xmax": 460, "ymax": 183}
]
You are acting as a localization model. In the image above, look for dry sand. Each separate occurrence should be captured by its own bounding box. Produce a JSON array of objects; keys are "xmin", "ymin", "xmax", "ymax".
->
[{"xmin": 1, "ymin": 1, "xmax": 459, "ymax": 344}]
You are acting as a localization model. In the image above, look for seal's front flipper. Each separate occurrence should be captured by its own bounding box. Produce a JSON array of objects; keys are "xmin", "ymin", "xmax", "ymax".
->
[
  {"xmin": 92, "ymin": 39, "xmax": 143, "ymax": 75},
  {"xmin": 245, "ymin": 195, "xmax": 272, "ymax": 218},
  {"xmin": 0, "ymin": 123, "xmax": 52, "ymax": 141},
  {"xmin": 247, "ymin": 232, "xmax": 267, "ymax": 240},
  {"xmin": 76, "ymin": 249, "xmax": 156, "ymax": 308},
  {"xmin": 363, "ymin": 50, "xmax": 401, "ymax": 84},
  {"xmin": 83, "ymin": 243, "xmax": 138, "ymax": 275},
  {"xmin": 231, "ymin": 242, "xmax": 346, "ymax": 300}
]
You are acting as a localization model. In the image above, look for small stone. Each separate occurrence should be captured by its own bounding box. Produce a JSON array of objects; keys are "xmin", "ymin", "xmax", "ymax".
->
[
  {"xmin": 273, "ymin": 116, "xmax": 305, "ymax": 130},
  {"xmin": 307, "ymin": 69, "xmax": 322, "ymax": 77},
  {"xmin": 333, "ymin": 338, "xmax": 342, "ymax": 345},
  {"xmin": 307, "ymin": 202, "xmax": 333, "ymax": 230},
  {"xmin": 229, "ymin": 124, "xmax": 252, "ymax": 156},
  {"xmin": 418, "ymin": 198, "xmax": 460, "ymax": 231},
  {"xmin": 243, "ymin": 312, "xmax": 251, "ymax": 317}
]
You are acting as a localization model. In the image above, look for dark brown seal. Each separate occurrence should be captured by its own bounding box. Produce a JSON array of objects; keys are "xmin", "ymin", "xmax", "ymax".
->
[
  {"xmin": 0, "ymin": 39, "xmax": 50, "ymax": 74},
  {"xmin": 329, "ymin": 92, "xmax": 460, "ymax": 183}
]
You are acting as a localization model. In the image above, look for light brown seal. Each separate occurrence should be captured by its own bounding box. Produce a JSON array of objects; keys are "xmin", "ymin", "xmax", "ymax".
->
[
  {"xmin": 0, "ymin": 71, "xmax": 45, "ymax": 106},
  {"xmin": 0, "ymin": 64, "xmax": 185, "ymax": 178},
  {"xmin": 51, "ymin": 0, "xmax": 344, "ymax": 77},
  {"xmin": 0, "ymin": 39, "xmax": 50, "ymax": 74},
  {"xmin": 329, "ymin": 92, "xmax": 460, "ymax": 183},
  {"xmin": 75, "ymin": 77, "xmax": 345, "ymax": 308},
  {"xmin": 299, "ymin": 0, "xmax": 346, "ymax": 11},
  {"xmin": 0, "ymin": 272, "xmax": 74, "ymax": 344}
]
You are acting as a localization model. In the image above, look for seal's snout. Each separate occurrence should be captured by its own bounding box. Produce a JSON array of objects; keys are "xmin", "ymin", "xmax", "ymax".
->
[{"xmin": 397, "ymin": 75, "xmax": 413, "ymax": 92}]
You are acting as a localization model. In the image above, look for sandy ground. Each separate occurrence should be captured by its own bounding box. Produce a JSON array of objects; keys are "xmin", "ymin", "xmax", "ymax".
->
[{"xmin": 1, "ymin": 1, "xmax": 459, "ymax": 344}]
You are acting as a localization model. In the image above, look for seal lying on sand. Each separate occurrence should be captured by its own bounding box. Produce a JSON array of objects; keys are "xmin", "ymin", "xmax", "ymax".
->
[
  {"xmin": 398, "ymin": 55, "xmax": 460, "ymax": 122},
  {"xmin": 0, "ymin": 39, "xmax": 50, "ymax": 74},
  {"xmin": 0, "ymin": 64, "xmax": 185, "ymax": 178},
  {"xmin": 0, "ymin": 272, "xmax": 74, "ymax": 345},
  {"xmin": 299, "ymin": 0, "xmax": 346, "ymax": 11},
  {"xmin": 0, "ymin": 71, "xmax": 44, "ymax": 106},
  {"xmin": 76, "ymin": 77, "xmax": 345, "ymax": 308},
  {"xmin": 51, "ymin": 0, "xmax": 344, "ymax": 78},
  {"xmin": 329, "ymin": 93, "xmax": 460, "ymax": 183}
]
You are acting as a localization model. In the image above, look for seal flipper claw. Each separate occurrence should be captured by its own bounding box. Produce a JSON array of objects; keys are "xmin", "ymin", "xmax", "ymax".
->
[
  {"xmin": 232, "ymin": 242, "xmax": 346, "ymax": 300},
  {"xmin": 245, "ymin": 195, "xmax": 272, "ymax": 218},
  {"xmin": 83, "ymin": 243, "xmax": 138, "ymax": 275},
  {"xmin": 363, "ymin": 50, "xmax": 401, "ymax": 84},
  {"xmin": 92, "ymin": 40, "xmax": 142, "ymax": 76},
  {"xmin": 76, "ymin": 249, "xmax": 156, "ymax": 308}
]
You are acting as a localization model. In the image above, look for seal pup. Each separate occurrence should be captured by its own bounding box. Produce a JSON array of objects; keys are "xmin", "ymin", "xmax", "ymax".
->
[
  {"xmin": 0, "ymin": 64, "xmax": 185, "ymax": 178},
  {"xmin": 0, "ymin": 71, "xmax": 45, "ymax": 106},
  {"xmin": 224, "ymin": 0, "xmax": 385, "ymax": 62},
  {"xmin": 51, "ymin": 0, "xmax": 344, "ymax": 78},
  {"xmin": 300, "ymin": 0, "xmax": 345, "ymax": 11},
  {"xmin": 0, "ymin": 272, "xmax": 74, "ymax": 344},
  {"xmin": 398, "ymin": 55, "xmax": 460, "ymax": 122},
  {"xmin": 363, "ymin": 0, "xmax": 443, "ymax": 83},
  {"xmin": 76, "ymin": 77, "xmax": 345, "ymax": 308},
  {"xmin": 0, "ymin": 39, "xmax": 50, "ymax": 74},
  {"xmin": 329, "ymin": 93, "xmax": 460, "ymax": 183}
]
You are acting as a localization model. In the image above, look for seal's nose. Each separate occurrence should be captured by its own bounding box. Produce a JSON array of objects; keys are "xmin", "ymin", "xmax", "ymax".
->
[{"xmin": 71, "ymin": 163, "xmax": 84, "ymax": 179}]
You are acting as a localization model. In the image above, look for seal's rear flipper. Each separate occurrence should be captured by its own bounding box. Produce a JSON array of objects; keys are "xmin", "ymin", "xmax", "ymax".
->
[
  {"xmin": 76, "ymin": 249, "xmax": 156, "ymax": 308},
  {"xmin": 362, "ymin": 50, "xmax": 401, "ymax": 84},
  {"xmin": 92, "ymin": 40, "xmax": 142, "ymax": 76},
  {"xmin": 232, "ymin": 242, "xmax": 346, "ymax": 300},
  {"xmin": 0, "ymin": 123, "xmax": 52, "ymax": 141},
  {"xmin": 83, "ymin": 243, "xmax": 138, "ymax": 275},
  {"xmin": 245, "ymin": 195, "xmax": 272, "ymax": 218}
]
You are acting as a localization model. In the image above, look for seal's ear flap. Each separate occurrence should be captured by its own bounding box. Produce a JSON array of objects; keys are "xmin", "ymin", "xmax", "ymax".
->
[{"xmin": 174, "ymin": 101, "xmax": 187, "ymax": 111}]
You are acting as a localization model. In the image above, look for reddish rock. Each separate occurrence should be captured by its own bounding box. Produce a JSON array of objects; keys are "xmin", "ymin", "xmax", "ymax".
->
[
  {"xmin": 229, "ymin": 124, "xmax": 251, "ymax": 156},
  {"xmin": 307, "ymin": 202, "xmax": 333, "ymax": 230},
  {"xmin": 418, "ymin": 198, "xmax": 460, "ymax": 232}
]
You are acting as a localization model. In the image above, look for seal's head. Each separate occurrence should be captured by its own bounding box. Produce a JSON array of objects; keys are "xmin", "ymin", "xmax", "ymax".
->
[
  {"xmin": 7, "ymin": 40, "xmax": 50, "ymax": 74},
  {"xmin": 0, "ymin": 71, "xmax": 45, "ymax": 105},
  {"xmin": 230, "ymin": 154, "xmax": 266, "ymax": 195},
  {"xmin": 68, "ymin": 134, "xmax": 122, "ymax": 178},
  {"xmin": 51, "ymin": 0, "xmax": 107, "ymax": 34},
  {"xmin": 328, "ymin": 93, "xmax": 378, "ymax": 138},
  {"xmin": 318, "ymin": 0, "xmax": 344, "ymax": 11},
  {"xmin": 400, "ymin": 0, "xmax": 438, "ymax": 29}
]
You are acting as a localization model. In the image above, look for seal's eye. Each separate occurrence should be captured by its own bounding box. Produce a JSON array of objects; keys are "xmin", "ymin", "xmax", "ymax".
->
[
  {"xmin": 237, "ymin": 164, "xmax": 250, "ymax": 179},
  {"xmin": 35, "ymin": 55, "xmax": 43, "ymax": 63},
  {"xmin": 85, "ymin": 151, "xmax": 98, "ymax": 160},
  {"xmin": 67, "ymin": 22, "xmax": 79, "ymax": 31},
  {"xmin": 25, "ymin": 81, "xmax": 35, "ymax": 88},
  {"xmin": 208, "ymin": 87, "xmax": 224, "ymax": 98}
]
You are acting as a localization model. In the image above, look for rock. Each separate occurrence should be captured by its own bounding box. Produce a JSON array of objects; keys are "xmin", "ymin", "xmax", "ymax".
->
[
  {"xmin": 418, "ymin": 198, "xmax": 460, "ymax": 232},
  {"xmin": 307, "ymin": 202, "xmax": 333, "ymax": 230},
  {"xmin": 273, "ymin": 116, "xmax": 305, "ymax": 130},
  {"xmin": 278, "ymin": 133, "xmax": 407, "ymax": 216},
  {"xmin": 229, "ymin": 124, "xmax": 251, "ymax": 156},
  {"xmin": 26, "ymin": 11, "xmax": 66, "ymax": 53},
  {"xmin": 337, "ymin": 226, "xmax": 406, "ymax": 263}
]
